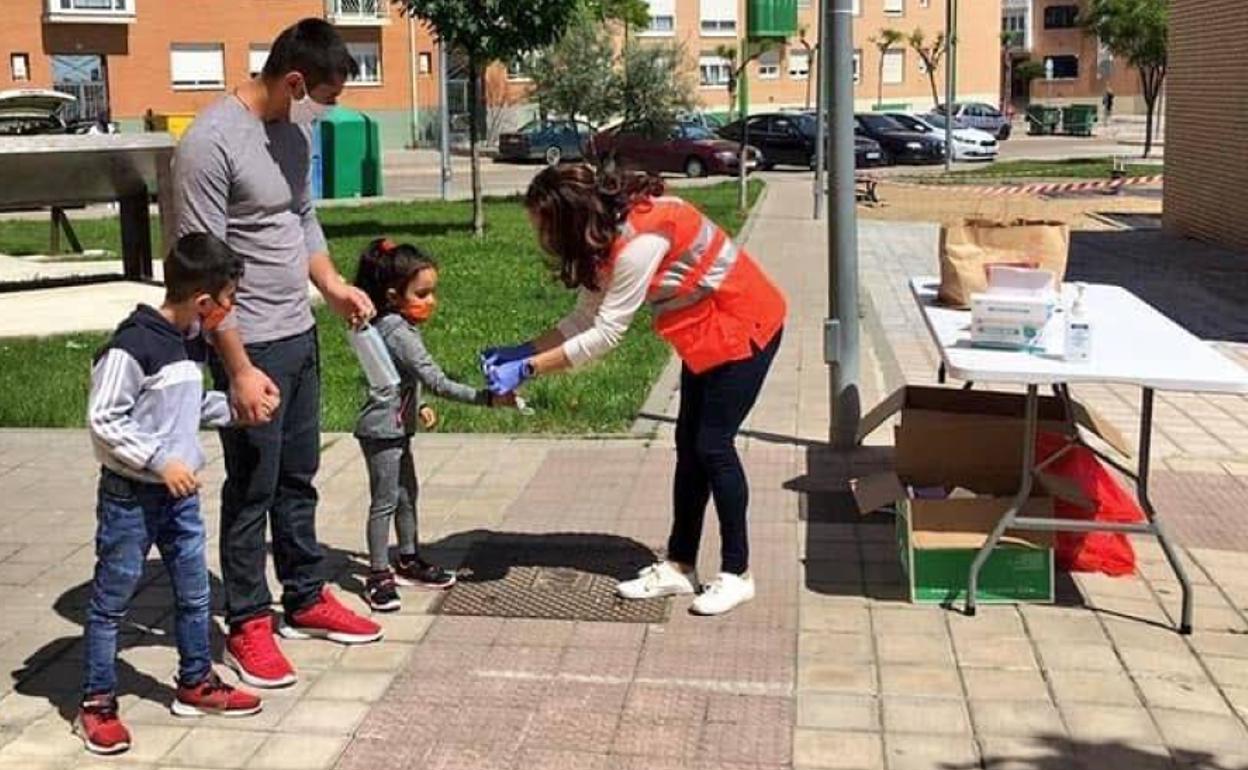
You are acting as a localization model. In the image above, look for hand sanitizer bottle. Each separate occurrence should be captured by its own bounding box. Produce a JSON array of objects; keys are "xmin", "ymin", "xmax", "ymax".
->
[
  {"xmin": 1065, "ymin": 283, "xmax": 1092, "ymax": 362},
  {"xmin": 348, "ymin": 324, "xmax": 401, "ymax": 389}
]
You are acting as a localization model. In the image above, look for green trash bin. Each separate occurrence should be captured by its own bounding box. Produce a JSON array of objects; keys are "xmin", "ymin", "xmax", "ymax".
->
[
  {"xmin": 1025, "ymin": 104, "xmax": 1060, "ymax": 135},
  {"xmin": 1061, "ymin": 104, "xmax": 1097, "ymax": 137},
  {"xmin": 320, "ymin": 107, "xmax": 384, "ymax": 199}
]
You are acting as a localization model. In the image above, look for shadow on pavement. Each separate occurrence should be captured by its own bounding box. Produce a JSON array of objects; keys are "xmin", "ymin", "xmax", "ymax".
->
[
  {"xmin": 940, "ymin": 733, "xmax": 1248, "ymax": 770},
  {"xmin": 1067, "ymin": 229, "xmax": 1248, "ymax": 343},
  {"xmin": 10, "ymin": 561, "xmax": 227, "ymax": 723}
]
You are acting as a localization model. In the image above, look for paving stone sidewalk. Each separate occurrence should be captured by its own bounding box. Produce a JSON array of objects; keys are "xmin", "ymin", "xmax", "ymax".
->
[{"xmin": 2, "ymin": 177, "xmax": 1248, "ymax": 770}]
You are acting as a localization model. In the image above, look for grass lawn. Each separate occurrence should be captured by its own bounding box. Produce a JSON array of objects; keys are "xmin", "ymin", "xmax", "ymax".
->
[
  {"xmin": 0, "ymin": 179, "xmax": 763, "ymax": 433},
  {"xmin": 915, "ymin": 157, "xmax": 1161, "ymax": 185}
]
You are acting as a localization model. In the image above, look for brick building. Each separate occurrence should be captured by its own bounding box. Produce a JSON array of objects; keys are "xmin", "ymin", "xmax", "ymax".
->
[{"xmin": 1163, "ymin": 0, "xmax": 1248, "ymax": 252}]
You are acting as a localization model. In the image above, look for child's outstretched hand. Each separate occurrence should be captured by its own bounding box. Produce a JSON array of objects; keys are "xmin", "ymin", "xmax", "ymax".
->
[{"xmin": 418, "ymin": 405, "xmax": 438, "ymax": 430}]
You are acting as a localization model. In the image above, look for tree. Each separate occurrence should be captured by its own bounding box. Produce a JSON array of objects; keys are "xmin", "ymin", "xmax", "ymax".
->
[
  {"xmin": 529, "ymin": 7, "xmax": 621, "ymax": 128},
  {"xmin": 870, "ymin": 28, "xmax": 905, "ymax": 109},
  {"xmin": 394, "ymin": 0, "xmax": 580, "ymax": 236},
  {"xmin": 797, "ymin": 25, "xmax": 817, "ymax": 111},
  {"xmin": 1083, "ymin": 0, "xmax": 1167, "ymax": 158},
  {"xmin": 619, "ymin": 39, "xmax": 695, "ymax": 126},
  {"xmin": 908, "ymin": 28, "xmax": 947, "ymax": 109},
  {"xmin": 584, "ymin": 0, "xmax": 649, "ymax": 27},
  {"xmin": 714, "ymin": 41, "xmax": 771, "ymax": 210},
  {"xmin": 1000, "ymin": 30, "xmax": 1020, "ymax": 111}
]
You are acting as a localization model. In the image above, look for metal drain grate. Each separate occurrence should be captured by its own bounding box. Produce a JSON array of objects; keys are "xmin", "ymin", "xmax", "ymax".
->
[{"xmin": 438, "ymin": 535, "xmax": 670, "ymax": 623}]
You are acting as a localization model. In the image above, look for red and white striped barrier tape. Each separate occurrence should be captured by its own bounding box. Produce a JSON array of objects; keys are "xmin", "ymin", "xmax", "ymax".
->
[{"xmin": 861, "ymin": 173, "xmax": 1164, "ymax": 197}]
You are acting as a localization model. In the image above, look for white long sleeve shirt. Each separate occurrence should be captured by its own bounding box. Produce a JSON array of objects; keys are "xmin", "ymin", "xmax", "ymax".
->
[{"xmin": 556, "ymin": 233, "xmax": 672, "ymax": 367}]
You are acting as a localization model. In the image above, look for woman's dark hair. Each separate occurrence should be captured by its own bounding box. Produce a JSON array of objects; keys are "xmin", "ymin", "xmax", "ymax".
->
[
  {"xmin": 523, "ymin": 164, "xmax": 665, "ymax": 291},
  {"xmin": 354, "ymin": 238, "xmax": 438, "ymax": 314},
  {"xmin": 164, "ymin": 232, "xmax": 244, "ymax": 302},
  {"xmin": 262, "ymin": 18, "xmax": 359, "ymax": 88}
]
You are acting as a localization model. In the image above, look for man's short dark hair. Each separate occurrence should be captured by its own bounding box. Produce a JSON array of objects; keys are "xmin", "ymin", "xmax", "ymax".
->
[
  {"xmin": 165, "ymin": 233, "xmax": 244, "ymax": 302},
  {"xmin": 262, "ymin": 18, "xmax": 359, "ymax": 88}
]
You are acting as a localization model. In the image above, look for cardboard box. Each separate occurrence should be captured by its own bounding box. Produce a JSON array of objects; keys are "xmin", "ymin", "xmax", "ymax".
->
[
  {"xmin": 970, "ymin": 292, "xmax": 1057, "ymax": 351},
  {"xmin": 853, "ymin": 386, "xmax": 1132, "ymax": 605}
]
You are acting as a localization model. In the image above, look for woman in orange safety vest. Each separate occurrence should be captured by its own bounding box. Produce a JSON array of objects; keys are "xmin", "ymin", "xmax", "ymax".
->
[{"xmin": 482, "ymin": 164, "xmax": 786, "ymax": 616}]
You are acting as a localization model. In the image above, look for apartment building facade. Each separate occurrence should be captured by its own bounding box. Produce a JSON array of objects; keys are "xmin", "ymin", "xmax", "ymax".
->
[
  {"xmin": 1002, "ymin": 0, "xmax": 1145, "ymax": 115},
  {"xmin": 0, "ymin": 0, "xmax": 441, "ymax": 146},
  {"xmin": 629, "ymin": 0, "xmax": 1002, "ymax": 115},
  {"xmin": 1163, "ymin": 0, "xmax": 1248, "ymax": 251}
]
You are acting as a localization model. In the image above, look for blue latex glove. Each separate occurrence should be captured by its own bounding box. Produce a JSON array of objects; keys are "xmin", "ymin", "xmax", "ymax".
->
[
  {"xmin": 480, "ymin": 342, "xmax": 535, "ymax": 370},
  {"xmin": 486, "ymin": 358, "xmax": 533, "ymax": 395}
]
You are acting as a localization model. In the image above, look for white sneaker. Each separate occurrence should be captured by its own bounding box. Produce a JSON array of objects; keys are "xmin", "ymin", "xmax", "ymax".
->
[
  {"xmin": 616, "ymin": 561, "xmax": 698, "ymax": 600},
  {"xmin": 691, "ymin": 573, "xmax": 755, "ymax": 616}
]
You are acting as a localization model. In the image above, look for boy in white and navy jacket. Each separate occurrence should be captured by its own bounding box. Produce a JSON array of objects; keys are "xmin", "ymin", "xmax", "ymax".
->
[{"xmin": 78, "ymin": 234, "xmax": 267, "ymax": 755}]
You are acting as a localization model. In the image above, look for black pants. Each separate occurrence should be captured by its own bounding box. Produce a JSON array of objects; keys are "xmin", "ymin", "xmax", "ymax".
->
[
  {"xmin": 668, "ymin": 329, "xmax": 781, "ymax": 576},
  {"xmin": 211, "ymin": 329, "xmax": 323, "ymax": 625}
]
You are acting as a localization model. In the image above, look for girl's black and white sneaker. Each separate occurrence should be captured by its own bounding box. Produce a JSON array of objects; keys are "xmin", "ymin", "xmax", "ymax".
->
[
  {"xmin": 393, "ymin": 556, "xmax": 457, "ymax": 590},
  {"xmin": 365, "ymin": 570, "xmax": 402, "ymax": 612}
]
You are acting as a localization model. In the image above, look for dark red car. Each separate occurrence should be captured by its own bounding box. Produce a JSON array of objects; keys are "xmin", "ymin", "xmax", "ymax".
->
[{"xmin": 591, "ymin": 119, "xmax": 759, "ymax": 178}]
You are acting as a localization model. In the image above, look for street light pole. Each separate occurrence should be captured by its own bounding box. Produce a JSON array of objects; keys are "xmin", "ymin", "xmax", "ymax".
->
[
  {"xmin": 943, "ymin": 0, "xmax": 955, "ymax": 172},
  {"xmin": 813, "ymin": 2, "xmax": 827, "ymax": 219},
  {"xmin": 826, "ymin": 0, "xmax": 860, "ymax": 448},
  {"xmin": 438, "ymin": 38, "xmax": 452, "ymax": 200}
]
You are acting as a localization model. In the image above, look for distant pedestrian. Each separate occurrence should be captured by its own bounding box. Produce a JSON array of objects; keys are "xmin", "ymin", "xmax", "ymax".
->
[{"xmin": 1103, "ymin": 88, "xmax": 1115, "ymax": 120}]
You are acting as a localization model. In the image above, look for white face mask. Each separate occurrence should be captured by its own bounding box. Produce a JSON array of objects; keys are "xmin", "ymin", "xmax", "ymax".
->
[{"xmin": 288, "ymin": 80, "xmax": 332, "ymax": 126}]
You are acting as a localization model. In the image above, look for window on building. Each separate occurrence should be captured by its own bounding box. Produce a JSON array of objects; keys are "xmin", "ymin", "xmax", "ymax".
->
[
  {"xmin": 247, "ymin": 46, "xmax": 269, "ymax": 78},
  {"xmin": 506, "ymin": 51, "xmax": 538, "ymax": 81},
  {"xmin": 1003, "ymin": 9, "xmax": 1027, "ymax": 45},
  {"xmin": 347, "ymin": 42, "xmax": 381, "ymax": 84},
  {"xmin": 758, "ymin": 49, "xmax": 781, "ymax": 79},
  {"xmin": 1043, "ymin": 5, "xmax": 1079, "ymax": 28},
  {"xmin": 644, "ymin": 0, "xmax": 676, "ymax": 35},
  {"xmin": 10, "ymin": 53, "xmax": 30, "ymax": 82},
  {"xmin": 58, "ymin": 0, "xmax": 129, "ymax": 10},
  {"xmin": 788, "ymin": 49, "xmax": 810, "ymax": 79},
  {"xmin": 884, "ymin": 0, "xmax": 904, "ymax": 16},
  {"xmin": 853, "ymin": 49, "xmax": 862, "ymax": 83},
  {"xmin": 699, "ymin": 55, "xmax": 732, "ymax": 87},
  {"xmin": 700, "ymin": 0, "xmax": 737, "ymax": 35},
  {"xmin": 882, "ymin": 49, "xmax": 904, "ymax": 84},
  {"xmin": 1044, "ymin": 54, "xmax": 1078, "ymax": 79},
  {"xmin": 170, "ymin": 44, "xmax": 225, "ymax": 90},
  {"xmin": 418, "ymin": 52, "xmax": 431, "ymax": 74}
]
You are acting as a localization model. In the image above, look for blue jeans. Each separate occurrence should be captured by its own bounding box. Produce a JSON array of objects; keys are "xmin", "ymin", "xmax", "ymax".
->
[{"xmin": 82, "ymin": 469, "xmax": 212, "ymax": 696}]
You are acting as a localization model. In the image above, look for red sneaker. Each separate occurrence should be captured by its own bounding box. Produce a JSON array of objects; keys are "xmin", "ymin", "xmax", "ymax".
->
[
  {"xmin": 172, "ymin": 671, "xmax": 263, "ymax": 717},
  {"xmin": 280, "ymin": 586, "xmax": 383, "ymax": 645},
  {"xmin": 225, "ymin": 615, "xmax": 297, "ymax": 688},
  {"xmin": 75, "ymin": 694, "xmax": 130, "ymax": 755}
]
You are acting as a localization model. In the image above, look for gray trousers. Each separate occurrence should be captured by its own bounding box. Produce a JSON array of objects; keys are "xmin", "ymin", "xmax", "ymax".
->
[{"xmin": 358, "ymin": 436, "xmax": 420, "ymax": 571}]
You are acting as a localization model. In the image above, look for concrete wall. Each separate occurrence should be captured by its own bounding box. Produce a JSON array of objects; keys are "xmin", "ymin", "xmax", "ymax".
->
[{"xmin": 1164, "ymin": 0, "xmax": 1248, "ymax": 252}]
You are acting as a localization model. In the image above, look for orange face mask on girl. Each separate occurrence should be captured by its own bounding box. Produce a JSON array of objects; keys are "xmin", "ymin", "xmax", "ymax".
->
[{"xmin": 399, "ymin": 297, "xmax": 436, "ymax": 324}]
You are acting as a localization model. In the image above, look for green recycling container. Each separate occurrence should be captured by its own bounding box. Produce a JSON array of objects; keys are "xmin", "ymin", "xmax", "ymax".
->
[
  {"xmin": 320, "ymin": 106, "xmax": 383, "ymax": 199},
  {"xmin": 1061, "ymin": 104, "xmax": 1097, "ymax": 136},
  {"xmin": 1025, "ymin": 104, "xmax": 1060, "ymax": 135}
]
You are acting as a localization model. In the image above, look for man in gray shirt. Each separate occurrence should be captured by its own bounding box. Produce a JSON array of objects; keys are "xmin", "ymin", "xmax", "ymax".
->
[{"xmin": 174, "ymin": 18, "xmax": 382, "ymax": 690}]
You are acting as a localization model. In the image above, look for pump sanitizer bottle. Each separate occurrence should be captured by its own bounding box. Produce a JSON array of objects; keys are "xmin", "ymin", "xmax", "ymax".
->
[{"xmin": 1065, "ymin": 283, "xmax": 1093, "ymax": 362}]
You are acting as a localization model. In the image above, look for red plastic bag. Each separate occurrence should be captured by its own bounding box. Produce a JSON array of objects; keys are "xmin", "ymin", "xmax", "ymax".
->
[{"xmin": 1036, "ymin": 432, "xmax": 1144, "ymax": 576}]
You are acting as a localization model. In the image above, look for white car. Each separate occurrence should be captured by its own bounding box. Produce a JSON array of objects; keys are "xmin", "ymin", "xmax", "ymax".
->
[{"xmin": 884, "ymin": 112, "xmax": 999, "ymax": 162}]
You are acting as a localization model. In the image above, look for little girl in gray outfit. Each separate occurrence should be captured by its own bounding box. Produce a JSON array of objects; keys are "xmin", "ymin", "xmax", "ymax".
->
[{"xmin": 352, "ymin": 238, "xmax": 507, "ymax": 611}]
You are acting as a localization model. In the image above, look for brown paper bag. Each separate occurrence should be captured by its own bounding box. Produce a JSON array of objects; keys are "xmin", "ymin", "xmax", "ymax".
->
[{"xmin": 938, "ymin": 218, "xmax": 1070, "ymax": 307}]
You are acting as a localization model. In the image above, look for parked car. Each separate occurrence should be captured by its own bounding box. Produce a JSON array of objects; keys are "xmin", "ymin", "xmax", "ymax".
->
[
  {"xmin": 718, "ymin": 112, "xmax": 886, "ymax": 170},
  {"xmin": 497, "ymin": 118, "xmax": 594, "ymax": 165},
  {"xmin": 592, "ymin": 119, "xmax": 759, "ymax": 178},
  {"xmin": 0, "ymin": 89, "xmax": 74, "ymax": 136},
  {"xmin": 853, "ymin": 113, "xmax": 946, "ymax": 165},
  {"xmin": 933, "ymin": 101, "xmax": 1012, "ymax": 140},
  {"xmin": 883, "ymin": 112, "xmax": 998, "ymax": 162}
]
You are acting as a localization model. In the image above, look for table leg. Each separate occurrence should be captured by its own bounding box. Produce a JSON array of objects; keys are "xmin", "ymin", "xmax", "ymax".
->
[
  {"xmin": 118, "ymin": 192, "xmax": 153, "ymax": 282},
  {"xmin": 966, "ymin": 383, "xmax": 1039, "ymax": 616},
  {"xmin": 1137, "ymin": 387, "xmax": 1193, "ymax": 634}
]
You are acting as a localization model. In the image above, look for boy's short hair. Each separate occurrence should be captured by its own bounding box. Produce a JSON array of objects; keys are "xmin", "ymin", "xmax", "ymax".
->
[
  {"xmin": 262, "ymin": 18, "xmax": 359, "ymax": 88},
  {"xmin": 165, "ymin": 233, "xmax": 244, "ymax": 302}
]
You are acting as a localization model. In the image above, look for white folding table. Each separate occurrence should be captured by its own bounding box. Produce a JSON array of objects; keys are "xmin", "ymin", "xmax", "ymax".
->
[{"xmin": 909, "ymin": 277, "xmax": 1248, "ymax": 632}]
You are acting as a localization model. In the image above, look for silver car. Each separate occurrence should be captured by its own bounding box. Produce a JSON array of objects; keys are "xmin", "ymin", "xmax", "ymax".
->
[{"xmin": 935, "ymin": 102, "xmax": 1012, "ymax": 140}]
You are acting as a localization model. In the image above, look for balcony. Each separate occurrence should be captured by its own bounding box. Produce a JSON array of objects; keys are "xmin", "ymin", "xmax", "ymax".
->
[
  {"xmin": 44, "ymin": 0, "xmax": 135, "ymax": 24},
  {"xmin": 325, "ymin": 0, "xmax": 390, "ymax": 26}
]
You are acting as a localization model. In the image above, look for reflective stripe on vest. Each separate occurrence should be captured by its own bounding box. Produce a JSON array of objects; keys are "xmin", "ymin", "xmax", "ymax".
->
[{"xmin": 649, "ymin": 217, "xmax": 740, "ymax": 315}]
